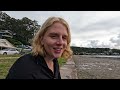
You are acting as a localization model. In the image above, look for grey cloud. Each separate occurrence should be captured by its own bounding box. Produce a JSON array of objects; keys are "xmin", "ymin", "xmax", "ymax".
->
[
  {"xmin": 87, "ymin": 40, "xmax": 112, "ymax": 48},
  {"xmin": 118, "ymin": 34, "xmax": 120, "ymax": 38},
  {"xmin": 80, "ymin": 16, "xmax": 120, "ymax": 32},
  {"xmin": 71, "ymin": 43, "xmax": 77, "ymax": 47},
  {"xmin": 110, "ymin": 33, "xmax": 120, "ymax": 47},
  {"xmin": 87, "ymin": 40, "xmax": 99, "ymax": 48},
  {"xmin": 98, "ymin": 42, "xmax": 112, "ymax": 48}
]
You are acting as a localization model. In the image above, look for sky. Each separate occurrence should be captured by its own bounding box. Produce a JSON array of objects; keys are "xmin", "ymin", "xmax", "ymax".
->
[{"xmin": 2, "ymin": 11, "xmax": 120, "ymax": 49}]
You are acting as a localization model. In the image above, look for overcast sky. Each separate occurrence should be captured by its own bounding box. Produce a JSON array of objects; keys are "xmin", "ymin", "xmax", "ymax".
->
[{"xmin": 2, "ymin": 11, "xmax": 120, "ymax": 49}]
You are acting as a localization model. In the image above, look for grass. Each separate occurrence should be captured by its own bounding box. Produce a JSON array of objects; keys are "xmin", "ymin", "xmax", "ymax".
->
[
  {"xmin": 0, "ymin": 55, "xmax": 21, "ymax": 79},
  {"xmin": 0, "ymin": 55, "xmax": 66, "ymax": 79}
]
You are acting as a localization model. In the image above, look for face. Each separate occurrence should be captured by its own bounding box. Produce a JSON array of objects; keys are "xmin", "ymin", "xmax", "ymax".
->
[{"xmin": 41, "ymin": 22, "xmax": 68, "ymax": 59}]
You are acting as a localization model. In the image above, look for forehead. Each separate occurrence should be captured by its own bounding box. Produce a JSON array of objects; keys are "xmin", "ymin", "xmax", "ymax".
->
[
  {"xmin": 45, "ymin": 22, "xmax": 68, "ymax": 35},
  {"xmin": 50, "ymin": 22, "xmax": 66, "ymax": 29}
]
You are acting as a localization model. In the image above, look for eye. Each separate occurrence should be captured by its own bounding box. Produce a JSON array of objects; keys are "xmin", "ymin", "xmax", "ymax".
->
[
  {"xmin": 51, "ymin": 35, "xmax": 57, "ymax": 39},
  {"xmin": 63, "ymin": 36, "xmax": 67, "ymax": 40}
]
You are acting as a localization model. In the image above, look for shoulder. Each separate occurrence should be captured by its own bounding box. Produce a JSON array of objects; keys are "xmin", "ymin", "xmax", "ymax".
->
[
  {"xmin": 10, "ymin": 53, "xmax": 37, "ymax": 72},
  {"xmin": 19, "ymin": 53, "xmax": 34, "ymax": 60},
  {"xmin": 14, "ymin": 53, "xmax": 36, "ymax": 66},
  {"xmin": 6, "ymin": 54, "xmax": 38, "ymax": 79}
]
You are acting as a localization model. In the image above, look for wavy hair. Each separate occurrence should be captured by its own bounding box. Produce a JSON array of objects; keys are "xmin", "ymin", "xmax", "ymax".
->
[{"xmin": 32, "ymin": 17, "xmax": 73, "ymax": 60}]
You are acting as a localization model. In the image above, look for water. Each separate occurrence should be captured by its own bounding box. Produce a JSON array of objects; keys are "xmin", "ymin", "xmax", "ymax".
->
[{"xmin": 91, "ymin": 55, "xmax": 120, "ymax": 59}]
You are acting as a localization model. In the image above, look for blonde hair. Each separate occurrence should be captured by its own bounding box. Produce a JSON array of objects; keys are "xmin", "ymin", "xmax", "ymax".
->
[{"xmin": 32, "ymin": 17, "xmax": 73, "ymax": 60}]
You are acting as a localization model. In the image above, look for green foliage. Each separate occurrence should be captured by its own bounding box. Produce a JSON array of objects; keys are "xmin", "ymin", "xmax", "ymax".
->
[
  {"xmin": 71, "ymin": 46, "xmax": 120, "ymax": 55},
  {"xmin": 0, "ymin": 11, "xmax": 40, "ymax": 45},
  {"xmin": 58, "ymin": 57, "xmax": 66, "ymax": 66},
  {"xmin": 6, "ymin": 38, "xmax": 23, "ymax": 46}
]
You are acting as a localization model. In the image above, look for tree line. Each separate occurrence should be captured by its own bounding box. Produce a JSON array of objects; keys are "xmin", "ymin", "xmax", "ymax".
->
[
  {"xmin": 71, "ymin": 46, "xmax": 120, "ymax": 55},
  {"xmin": 0, "ymin": 11, "xmax": 40, "ymax": 46}
]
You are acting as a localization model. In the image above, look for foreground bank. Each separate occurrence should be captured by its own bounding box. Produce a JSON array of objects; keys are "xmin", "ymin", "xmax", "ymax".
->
[{"xmin": 60, "ymin": 58, "xmax": 78, "ymax": 79}]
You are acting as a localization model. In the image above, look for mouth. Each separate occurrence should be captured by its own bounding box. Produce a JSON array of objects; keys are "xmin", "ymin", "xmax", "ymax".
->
[{"xmin": 53, "ymin": 48, "xmax": 62, "ymax": 53}]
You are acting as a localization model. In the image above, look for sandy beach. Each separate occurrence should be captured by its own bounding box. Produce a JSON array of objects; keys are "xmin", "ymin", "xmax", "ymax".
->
[{"xmin": 73, "ymin": 55, "xmax": 120, "ymax": 79}]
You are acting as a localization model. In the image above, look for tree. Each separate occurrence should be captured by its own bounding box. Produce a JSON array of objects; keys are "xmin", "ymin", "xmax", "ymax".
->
[{"xmin": 0, "ymin": 11, "xmax": 40, "ymax": 45}]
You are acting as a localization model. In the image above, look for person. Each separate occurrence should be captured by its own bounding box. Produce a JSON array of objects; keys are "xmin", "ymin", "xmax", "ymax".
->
[{"xmin": 6, "ymin": 17, "xmax": 73, "ymax": 79}]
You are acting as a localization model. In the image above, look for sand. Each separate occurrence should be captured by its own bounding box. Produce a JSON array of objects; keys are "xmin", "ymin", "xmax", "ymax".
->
[{"xmin": 73, "ymin": 55, "xmax": 120, "ymax": 79}]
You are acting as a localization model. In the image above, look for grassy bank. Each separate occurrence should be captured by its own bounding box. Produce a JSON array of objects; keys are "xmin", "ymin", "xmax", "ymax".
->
[
  {"xmin": 0, "ymin": 55, "xmax": 66, "ymax": 79},
  {"xmin": 0, "ymin": 55, "xmax": 21, "ymax": 79}
]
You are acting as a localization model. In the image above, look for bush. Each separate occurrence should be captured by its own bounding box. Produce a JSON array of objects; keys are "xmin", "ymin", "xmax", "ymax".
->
[
  {"xmin": 58, "ymin": 58, "xmax": 66, "ymax": 66},
  {"xmin": 6, "ymin": 38, "xmax": 23, "ymax": 46}
]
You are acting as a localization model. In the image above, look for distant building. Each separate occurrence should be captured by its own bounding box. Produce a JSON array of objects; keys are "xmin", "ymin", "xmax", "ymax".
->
[
  {"xmin": 0, "ymin": 30, "xmax": 13, "ymax": 39},
  {"xmin": 0, "ymin": 39, "xmax": 15, "ymax": 49}
]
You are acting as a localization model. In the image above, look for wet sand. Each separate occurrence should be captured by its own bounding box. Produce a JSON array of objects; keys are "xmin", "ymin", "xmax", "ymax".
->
[{"xmin": 73, "ymin": 55, "xmax": 120, "ymax": 79}]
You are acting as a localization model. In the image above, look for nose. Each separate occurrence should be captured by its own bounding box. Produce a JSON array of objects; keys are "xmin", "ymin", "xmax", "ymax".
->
[{"xmin": 56, "ymin": 37, "xmax": 64, "ymax": 45}]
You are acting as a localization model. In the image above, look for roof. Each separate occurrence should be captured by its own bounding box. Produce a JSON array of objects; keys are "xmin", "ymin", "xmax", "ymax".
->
[{"xmin": 0, "ymin": 39, "xmax": 15, "ymax": 48}]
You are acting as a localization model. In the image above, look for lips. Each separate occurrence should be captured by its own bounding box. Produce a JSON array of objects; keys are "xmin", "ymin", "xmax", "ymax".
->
[{"xmin": 53, "ymin": 48, "xmax": 62, "ymax": 53}]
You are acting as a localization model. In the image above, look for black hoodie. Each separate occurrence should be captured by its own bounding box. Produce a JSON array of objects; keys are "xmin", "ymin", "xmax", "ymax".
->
[{"xmin": 6, "ymin": 53, "xmax": 61, "ymax": 79}]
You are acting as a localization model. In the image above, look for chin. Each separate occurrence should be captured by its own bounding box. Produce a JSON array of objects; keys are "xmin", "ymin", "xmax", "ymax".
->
[{"xmin": 53, "ymin": 54, "xmax": 62, "ymax": 58}]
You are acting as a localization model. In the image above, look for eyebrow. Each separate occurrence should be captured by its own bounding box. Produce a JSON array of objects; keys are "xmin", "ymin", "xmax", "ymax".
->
[
  {"xmin": 49, "ymin": 33, "xmax": 58, "ymax": 35},
  {"xmin": 49, "ymin": 33, "xmax": 68, "ymax": 37}
]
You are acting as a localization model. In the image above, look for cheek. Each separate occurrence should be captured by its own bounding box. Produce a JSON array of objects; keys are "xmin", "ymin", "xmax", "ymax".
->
[
  {"xmin": 63, "ymin": 42, "xmax": 67, "ymax": 48},
  {"xmin": 43, "ymin": 39, "xmax": 54, "ymax": 47}
]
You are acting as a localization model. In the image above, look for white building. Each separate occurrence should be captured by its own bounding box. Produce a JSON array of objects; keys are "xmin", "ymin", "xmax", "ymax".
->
[{"xmin": 0, "ymin": 39, "xmax": 15, "ymax": 49}]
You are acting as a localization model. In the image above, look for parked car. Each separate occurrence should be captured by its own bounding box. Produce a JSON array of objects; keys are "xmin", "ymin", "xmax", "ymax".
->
[
  {"xmin": 16, "ymin": 45, "xmax": 32, "ymax": 55},
  {"xmin": 0, "ymin": 48, "xmax": 20, "ymax": 55}
]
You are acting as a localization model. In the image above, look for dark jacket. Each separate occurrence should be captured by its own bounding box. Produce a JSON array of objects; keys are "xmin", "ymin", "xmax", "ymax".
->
[{"xmin": 6, "ymin": 54, "xmax": 61, "ymax": 79}]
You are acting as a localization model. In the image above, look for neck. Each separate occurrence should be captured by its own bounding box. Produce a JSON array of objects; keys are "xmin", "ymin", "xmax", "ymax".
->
[
  {"xmin": 44, "ymin": 56, "xmax": 54, "ymax": 73},
  {"xmin": 44, "ymin": 56, "xmax": 54, "ymax": 61}
]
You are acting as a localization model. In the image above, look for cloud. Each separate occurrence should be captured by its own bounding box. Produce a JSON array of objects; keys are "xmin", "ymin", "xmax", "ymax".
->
[
  {"xmin": 86, "ymin": 40, "xmax": 114, "ymax": 49},
  {"xmin": 79, "ymin": 16, "xmax": 120, "ymax": 32},
  {"xmin": 87, "ymin": 40, "xmax": 99, "ymax": 48},
  {"xmin": 110, "ymin": 33, "xmax": 120, "ymax": 49}
]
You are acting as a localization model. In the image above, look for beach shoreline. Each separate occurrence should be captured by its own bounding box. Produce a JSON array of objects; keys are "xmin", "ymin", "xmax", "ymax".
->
[{"xmin": 73, "ymin": 55, "xmax": 120, "ymax": 79}]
